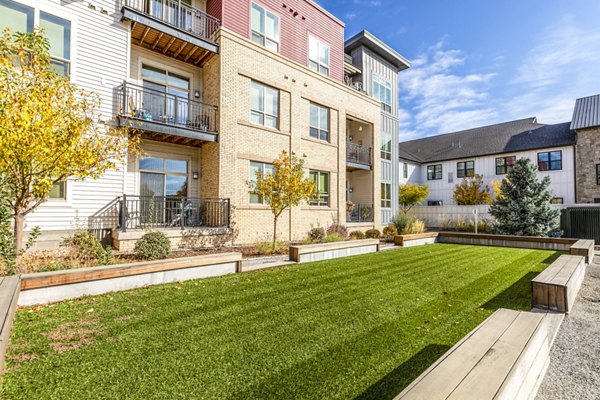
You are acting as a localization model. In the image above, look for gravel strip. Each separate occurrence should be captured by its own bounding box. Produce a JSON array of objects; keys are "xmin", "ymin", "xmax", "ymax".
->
[{"xmin": 536, "ymin": 254, "xmax": 600, "ymax": 400}]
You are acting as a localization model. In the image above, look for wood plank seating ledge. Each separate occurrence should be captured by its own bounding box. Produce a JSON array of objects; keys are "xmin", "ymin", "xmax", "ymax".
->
[
  {"xmin": 394, "ymin": 232, "xmax": 438, "ymax": 246},
  {"xmin": 531, "ymin": 254, "xmax": 586, "ymax": 313},
  {"xmin": 569, "ymin": 239, "xmax": 595, "ymax": 264},
  {"xmin": 289, "ymin": 239, "xmax": 380, "ymax": 263},
  {"xmin": 0, "ymin": 276, "xmax": 20, "ymax": 374},
  {"xmin": 395, "ymin": 308, "xmax": 563, "ymax": 400}
]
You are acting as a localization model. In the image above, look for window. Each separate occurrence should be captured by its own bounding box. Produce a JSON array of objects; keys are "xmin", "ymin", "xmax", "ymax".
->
[
  {"xmin": 251, "ymin": 2, "xmax": 279, "ymax": 51},
  {"xmin": 403, "ymin": 163, "xmax": 408, "ymax": 179},
  {"xmin": 381, "ymin": 134, "xmax": 392, "ymax": 160},
  {"xmin": 248, "ymin": 161, "xmax": 274, "ymax": 204},
  {"xmin": 427, "ymin": 164, "xmax": 442, "ymax": 180},
  {"xmin": 551, "ymin": 198, "xmax": 564, "ymax": 204},
  {"xmin": 496, "ymin": 156, "xmax": 516, "ymax": 175},
  {"xmin": 309, "ymin": 103, "xmax": 329, "ymax": 141},
  {"xmin": 457, "ymin": 161, "xmax": 475, "ymax": 178},
  {"xmin": 250, "ymin": 81, "xmax": 279, "ymax": 129},
  {"xmin": 381, "ymin": 183, "xmax": 391, "ymax": 208},
  {"xmin": 308, "ymin": 36, "xmax": 330, "ymax": 76},
  {"xmin": 428, "ymin": 200, "xmax": 443, "ymax": 206},
  {"xmin": 309, "ymin": 170, "xmax": 329, "ymax": 206},
  {"xmin": 141, "ymin": 64, "xmax": 190, "ymax": 124},
  {"xmin": 0, "ymin": 2, "xmax": 71, "ymax": 76},
  {"xmin": 372, "ymin": 75, "xmax": 392, "ymax": 113},
  {"xmin": 139, "ymin": 157, "xmax": 188, "ymax": 197},
  {"xmin": 537, "ymin": 151, "xmax": 562, "ymax": 171},
  {"xmin": 48, "ymin": 182, "xmax": 66, "ymax": 200},
  {"xmin": 596, "ymin": 164, "xmax": 600, "ymax": 185}
]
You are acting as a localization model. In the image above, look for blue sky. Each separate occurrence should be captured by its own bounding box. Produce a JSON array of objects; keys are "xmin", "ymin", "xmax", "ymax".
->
[{"xmin": 318, "ymin": 0, "xmax": 600, "ymax": 140}]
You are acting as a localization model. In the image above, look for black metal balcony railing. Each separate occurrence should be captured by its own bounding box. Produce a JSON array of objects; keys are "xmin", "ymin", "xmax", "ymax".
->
[
  {"xmin": 347, "ymin": 204, "xmax": 374, "ymax": 223},
  {"xmin": 347, "ymin": 142, "xmax": 372, "ymax": 166},
  {"xmin": 119, "ymin": 195, "xmax": 230, "ymax": 231},
  {"xmin": 123, "ymin": 0, "xmax": 220, "ymax": 40},
  {"xmin": 119, "ymin": 81, "xmax": 218, "ymax": 133}
]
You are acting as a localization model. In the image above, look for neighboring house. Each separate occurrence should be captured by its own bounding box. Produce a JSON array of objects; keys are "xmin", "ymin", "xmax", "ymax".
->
[
  {"xmin": 0, "ymin": 0, "xmax": 410, "ymax": 249},
  {"xmin": 398, "ymin": 117, "xmax": 577, "ymax": 205},
  {"xmin": 572, "ymin": 94, "xmax": 600, "ymax": 203}
]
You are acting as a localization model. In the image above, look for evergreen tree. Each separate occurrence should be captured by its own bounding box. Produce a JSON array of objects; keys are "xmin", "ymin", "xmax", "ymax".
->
[{"xmin": 489, "ymin": 158, "xmax": 560, "ymax": 236}]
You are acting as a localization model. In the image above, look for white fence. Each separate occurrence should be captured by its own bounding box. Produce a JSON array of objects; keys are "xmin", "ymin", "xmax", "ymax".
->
[{"xmin": 409, "ymin": 205, "xmax": 570, "ymax": 228}]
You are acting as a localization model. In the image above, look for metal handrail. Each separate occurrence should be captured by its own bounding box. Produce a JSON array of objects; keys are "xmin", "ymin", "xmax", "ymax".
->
[
  {"xmin": 347, "ymin": 204, "xmax": 374, "ymax": 222},
  {"xmin": 346, "ymin": 142, "xmax": 372, "ymax": 166}
]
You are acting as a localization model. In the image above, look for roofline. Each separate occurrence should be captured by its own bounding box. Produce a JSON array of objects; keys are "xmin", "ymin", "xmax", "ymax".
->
[
  {"xmin": 345, "ymin": 30, "xmax": 411, "ymax": 70},
  {"xmin": 304, "ymin": 0, "xmax": 345, "ymax": 27}
]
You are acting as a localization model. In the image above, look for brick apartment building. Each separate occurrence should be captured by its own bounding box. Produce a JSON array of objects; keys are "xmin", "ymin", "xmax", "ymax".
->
[{"xmin": 0, "ymin": 0, "xmax": 410, "ymax": 249}]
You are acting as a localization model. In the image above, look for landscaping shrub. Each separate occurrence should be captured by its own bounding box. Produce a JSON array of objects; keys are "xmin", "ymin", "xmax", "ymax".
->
[
  {"xmin": 402, "ymin": 219, "xmax": 426, "ymax": 235},
  {"xmin": 255, "ymin": 240, "xmax": 288, "ymax": 255},
  {"xmin": 390, "ymin": 212, "xmax": 415, "ymax": 234},
  {"xmin": 62, "ymin": 230, "xmax": 113, "ymax": 266},
  {"xmin": 326, "ymin": 224, "xmax": 348, "ymax": 238},
  {"xmin": 134, "ymin": 231, "xmax": 171, "ymax": 261},
  {"xmin": 349, "ymin": 230, "xmax": 365, "ymax": 240},
  {"xmin": 307, "ymin": 227, "xmax": 325, "ymax": 243},
  {"xmin": 382, "ymin": 225, "xmax": 397, "ymax": 242},
  {"xmin": 365, "ymin": 229, "xmax": 381, "ymax": 239},
  {"xmin": 323, "ymin": 232, "xmax": 345, "ymax": 243}
]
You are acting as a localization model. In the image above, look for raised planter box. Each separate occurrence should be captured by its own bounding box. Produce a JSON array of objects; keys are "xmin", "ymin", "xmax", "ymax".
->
[
  {"xmin": 394, "ymin": 232, "xmax": 439, "ymax": 247},
  {"xmin": 437, "ymin": 232, "xmax": 577, "ymax": 251},
  {"xmin": 289, "ymin": 239, "xmax": 380, "ymax": 263},
  {"xmin": 532, "ymin": 254, "xmax": 586, "ymax": 313},
  {"xmin": 19, "ymin": 252, "xmax": 242, "ymax": 306}
]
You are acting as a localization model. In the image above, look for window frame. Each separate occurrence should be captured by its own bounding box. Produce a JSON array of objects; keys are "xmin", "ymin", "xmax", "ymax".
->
[
  {"xmin": 496, "ymin": 156, "xmax": 516, "ymax": 175},
  {"xmin": 427, "ymin": 164, "xmax": 442, "ymax": 180},
  {"xmin": 138, "ymin": 156, "xmax": 190, "ymax": 197},
  {"xmin": 308, "ymin": 35, "xmax": 330, "ymax": 76},
  {"xmin": 248, "ymin": 161, "xmax": 274, "ymax": 204},
  {"xmin": 372, "ymin": 74, "xmax": 392, "ymax": 113},
  {"xmin": 309, "ymin": 170, "xmax": 329, "ymax": 207},
  {"xmin": 380, "ymin": 136, "xmax": 392, "ymax": 161},
  {"xmin": 537, "ymin": 150, "xmax": 562, "ymax": 171},
  {"xmin": 551, "ymin": 197, "xmax": 564, "ymax": 205},
  {"xmin": 457, "ymin": 160, "xmax": 475, "ymax": 179},
  {"xmin": 381, "ymin": 183, "xmax": 392, "ymax": 208},
  {"xmin": 48, "ymin": 181, "xmax": 67, "ymax": 200},
  {"xmin": 309, "ymin": 102, "xmax": 329, "ymax": 141},
  {"xmin": 250, "ymin": 80, "xmax": 279, "ymax": 129},
  {"xmin": 250, "ymin": 2, "xmax": 279, "ymax": 52}
]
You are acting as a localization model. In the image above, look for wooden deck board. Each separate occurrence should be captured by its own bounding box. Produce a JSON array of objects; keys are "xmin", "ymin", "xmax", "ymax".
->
[{"xmin": 0, "ymin": 276, "xmax": 21, "ymax": 374}]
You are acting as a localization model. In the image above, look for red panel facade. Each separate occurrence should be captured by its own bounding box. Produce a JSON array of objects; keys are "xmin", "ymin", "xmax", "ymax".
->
[
  {"xmin": 206, "ymin": 0, "xmax": 223, "ymax": 21},
  {"xmin": 208, "ymin": 0, "xmax": 345, "ymax": 82}
]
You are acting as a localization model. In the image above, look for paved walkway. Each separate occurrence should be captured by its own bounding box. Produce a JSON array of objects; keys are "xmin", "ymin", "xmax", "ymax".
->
[{"xmin": 536, "ymin": 252, "xmax": 600, "ymax": 400}]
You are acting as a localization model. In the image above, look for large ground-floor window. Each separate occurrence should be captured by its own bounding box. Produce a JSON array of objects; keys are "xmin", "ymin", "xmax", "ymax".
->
[{"xmin": 139, "ymin": 156, "xmax": 188, "ymax": 197}]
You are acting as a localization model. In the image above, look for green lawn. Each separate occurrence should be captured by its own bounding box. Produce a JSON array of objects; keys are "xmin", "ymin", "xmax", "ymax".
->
[{"xmin": 2, "ymin": 244, "xmax": 560, "ymax": 400}]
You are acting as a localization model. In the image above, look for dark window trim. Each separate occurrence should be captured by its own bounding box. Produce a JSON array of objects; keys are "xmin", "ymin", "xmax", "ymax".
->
[
  {"xmin": 495, "ymin": 155, "xmax": 516, "ymax": 175},
  {"xmin": 551, "ymin": 197, "xmax": 564, "ymax": 204},
  {"xmin": 537, "ymin": 150, "xmax": 562, "ymax": 171},
  {"xmin": 596, "ymin": 164, "xmax": 600, "ymax": 185},
  {"xmin": 457, "ymin": 160, "xmax": 474, "ymax": 178},
  {"xmin": 427, "ymin": 164, "xmax": 442, "ymax": 180}
]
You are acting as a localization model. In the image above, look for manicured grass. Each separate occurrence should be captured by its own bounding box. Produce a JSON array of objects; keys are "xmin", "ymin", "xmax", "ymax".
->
[{"xmin": 2, "ymin": 244, "xmax": 560, "ymax": 400}]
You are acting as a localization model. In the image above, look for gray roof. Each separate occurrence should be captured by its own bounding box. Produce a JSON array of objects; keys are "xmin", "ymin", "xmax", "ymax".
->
[
  {"xmin": 345, "ymin": 30, "xmax": 411, "ymax": 71},
  {"xmin": 399, "ymin": 118, "xmax": 575, "ymax": 164},
  {"xmin": 571, "ymin": 94, "xmax": 600, "ymax": 130}
]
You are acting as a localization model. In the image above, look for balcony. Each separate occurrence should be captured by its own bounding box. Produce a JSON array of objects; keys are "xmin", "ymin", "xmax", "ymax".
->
[
  {"xmin": 118, "ymin": 195, "xmax": 230, "ymax": 231},
  {"xmin": 117, "ymin": 81, "xmax": 218, "ymax": 146},
  {"xmin": 347, "ymin": 204, "xmax": 374, "ymax": 223},
  {"xmin": 121, "ymin": 0, "xmax": 220, "ymax": 66},
  {"xmin": 346, "ymin": 142, "xmax": 372, "ymax": 170}
]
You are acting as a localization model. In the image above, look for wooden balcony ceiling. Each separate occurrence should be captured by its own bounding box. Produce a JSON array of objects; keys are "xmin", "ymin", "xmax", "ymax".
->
[
  {"xmin": 142, "ymin": 131, "xmax": 211, "ymax": 147},
  {"xmin": 131, "ymin": 22, "xmax": 215, "ymax": 66}
]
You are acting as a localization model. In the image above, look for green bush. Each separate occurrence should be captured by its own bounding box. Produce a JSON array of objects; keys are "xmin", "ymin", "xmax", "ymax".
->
[
  {"xmin": 323, "ymin": 232, "xmax": 346, "ymax": 243},
  {"xmin": 134, "ymin": 231, "xmax": 171, "ymax": 261},
  {"xmin": 365, "ymin": 229, "xmax": 381, "ymax": 239},
  {"xmin": 62, "ymin": 230, "xmax": 113, "ymax": 266},
  {"xmin": 382, "ymin": 225, "xmax": 398, "ymax": 242},
  {"xmin": 349, "ymin": 230, "xmax": 365, "ymax": 240},
  {"xmin": 390, "ymin": 212, "xmax": 415, "ymax": 234},
  {"xmin": 307, "ymin": 227, "xmax": 325, "ymax": 243}
]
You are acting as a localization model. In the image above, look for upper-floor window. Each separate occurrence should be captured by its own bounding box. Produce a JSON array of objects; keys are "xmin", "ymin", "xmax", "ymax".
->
[
  {"xmin": 537, "ymin": 150, "xmax": 562, "ymax": 171},
  {"xmin": 496, "ymin": 156, "xmax": 516, "ymax": 175},
  {"xmin": 457, "ymin": 160, "xmax": 474, "ymax": 178},
  {"xmin": 373, "ymin": 75, "xmax": 392, "ymax": 113},
  {"xmin": 141, "ymin": 64, "xmax": 190, "ymax": 124},
  {"xmin": 251, "ymin": 2, "xmax": 279, "ymax": 52},
  {"xmin": 427, "ymin": 164, "xmax": 442, "ymax": 180},
  {"xmin": 308, "ymin": 36, "xmax": 330, "ymax": 76},
  {"xmin": 250, "ymin": 81, "xmax": 279, "ymax": 129},
  {"xmin": 48, "ymin": 181, "xmax": 66, "ymax": 200},
  {"xmin": 309, "ymin": 170, "xmax": 329, "ymax": 207},
  {"xmin": 403, "ymin": 162, "xmax": 408, "ymax": 179},
  {"xmin": 248, "ymin": 161, "xmax": 274, "ymax": 204},
  {"xmin": 381, "ymin": 183, "xmax": 391, "ymax": 208},
  {"xmin": 381, "ymin": 135, "xmax": 392, "ymax": 161},
  {"xmin": 0, "ymin": 0, "xmax": 71, "ymax": 76},
  {"xmin": 309, "ymin": 102, "xmax": 329, "ymax": 141}
]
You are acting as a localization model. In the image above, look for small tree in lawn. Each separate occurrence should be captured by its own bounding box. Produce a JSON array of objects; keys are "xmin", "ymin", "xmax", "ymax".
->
[
  {"xmin": 452, "ymin": 174, "xmax": 491, "ymax": 205},
  {"xmin": 250, "ymin": 151, "xmax": 315, "ymax": 249},
  {"xmin": 0, "ymin": 29, "xmax": 138, "ymax": 252},
  {"xmin": 489, "ymin": 158, "xmax": 560, "ymax": 236},
  {"xmin": 398, "ymin": 183, "xmax": 429, "ymax": 213}
]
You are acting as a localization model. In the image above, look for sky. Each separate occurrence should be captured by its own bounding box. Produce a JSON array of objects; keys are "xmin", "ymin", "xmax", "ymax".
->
[{"xmin": 317, "ymin": 0, "xmax": 600, "ymax": 141}]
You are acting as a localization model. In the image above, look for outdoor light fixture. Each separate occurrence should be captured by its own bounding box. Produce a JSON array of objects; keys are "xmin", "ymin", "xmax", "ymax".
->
[
  {"xmin": 358, "ymin": 125, "xmax": 363, "ymax": 132},
  {"xmin": 349, "ymin": 187, "xmax": 354, "ymax": 193},
  {"xmin": 194, "ymin": 90, "xmax": 201, "ymax": 99},
  {"xmin": 193, "ymin": 172, "xmax": 199, "ymax": 180},
  {"xmin": 349, "ymin": 136, "xmax": 353, "ymax": 141}
]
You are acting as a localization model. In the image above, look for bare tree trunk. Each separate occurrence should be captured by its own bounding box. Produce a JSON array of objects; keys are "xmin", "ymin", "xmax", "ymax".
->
[
  {"xmin": 14, "ymin": 213, "xmax": 24, "ymax": 252},
  {"xmin": 272, "ymin": 215, "xmax": 278, "ymax": 250}
]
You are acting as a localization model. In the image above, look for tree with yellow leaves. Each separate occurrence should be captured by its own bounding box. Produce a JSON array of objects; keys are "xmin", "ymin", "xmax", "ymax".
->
[
  {"xmin": 0, "ymin": 29, "xmax": 138, "ymax": 251},
  {"xmin": 249, "ymin": 151, "xmax": 315, "ymax": 249},
  {"xmin": 452, "ymin": 174, "xmax": 492, "ymax": 205}
]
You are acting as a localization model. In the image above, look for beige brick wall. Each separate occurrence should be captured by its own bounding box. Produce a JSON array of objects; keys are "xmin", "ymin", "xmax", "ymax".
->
[
  {"xmin": 575, "ymin": 127, "xmax": 600, "ymax": 203},
  {"xmin": 211, "ymin": 29, "xmax": 382, "ymax": 244}
]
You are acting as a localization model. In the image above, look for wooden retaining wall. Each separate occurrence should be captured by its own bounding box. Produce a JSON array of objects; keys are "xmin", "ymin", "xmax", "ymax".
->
[{"xmin": 289, "ymin": 239, "xmax": 380, "ymax": 263}]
